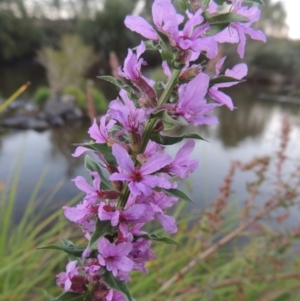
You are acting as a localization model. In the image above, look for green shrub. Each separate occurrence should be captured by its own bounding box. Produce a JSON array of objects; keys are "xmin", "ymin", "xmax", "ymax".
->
[
  {"xmin": 33, "ymin": 86, "xmax": 51, "ymax": 108},
  {"xmin": 92, "ymin": 89, "xmax": 107, "ymax": 112},
  {"xmin": 63, "ymin": 86, "xmax": 86, "ymax": 109}
]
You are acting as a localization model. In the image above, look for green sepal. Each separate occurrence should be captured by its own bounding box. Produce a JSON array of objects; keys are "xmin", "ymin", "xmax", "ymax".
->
[
  {"xmin": 84, "ymin": 155, "xmax": 112, "ymax": 190},
  {"xmin": 206, "ymin": 12, "xmax": 249, "ymax": 24},
  {"xmin": 88, "ymin": 219, "xmax": 116, "ymax": 249},
  {"xmin": 178, "ymin": 0, "xmax": 189, "ymax": 11},
  {"xmin": 98, "ymin": 76, "xmax": 132, "ymax": 94},
  {"xmin": 102, "ymin": 270, "xmax": 133, "ymax": 301},
  {"xmin": 243, "ymin": 0, "xmax": 264, "ymax": 4},
  {"xmin": 210, "ymin": 76, "xmax": 241, "ymax": 86},
  {"xmin": 161, "ymin": 49, "xmax": 173, "ymax": 61},
  {"xmin": 212, "ymin": 0, "xmax": 228, "ymax": 5},
  {"xmin": 151, "ymin": 110, "xmax": 187, "ymax": 130},
  {"xmin": 151, "ymin": 132, "xmax": 207, "ymax": 145},
  {"xmin": 74, "ymin": 143, "xmax": 116, "ymax": 165},
  {"xmin": 172, "ymin": 60, "xmax": 185, "ymax": 70},
  {"xmin": 144, "ymin": 40, "xmax": 161, "ymax": 51},
  {"xmin": 163, "ymin": 188, "xmax": 195, "ymax": 203},
  {"xmin": 140, "ymin": 233, "xmax": 180, "ymax": 245}
]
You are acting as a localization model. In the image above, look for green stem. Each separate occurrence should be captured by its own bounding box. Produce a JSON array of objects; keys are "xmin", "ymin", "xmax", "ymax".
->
[{"xmin": 158, "ymin": 69, "xmax": 181, "ymax": 106}]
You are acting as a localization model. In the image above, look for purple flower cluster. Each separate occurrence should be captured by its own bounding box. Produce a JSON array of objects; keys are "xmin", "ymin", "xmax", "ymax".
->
[{"xmin": 49, "ymin": 1, "xmax": 265, "ymax": 300}]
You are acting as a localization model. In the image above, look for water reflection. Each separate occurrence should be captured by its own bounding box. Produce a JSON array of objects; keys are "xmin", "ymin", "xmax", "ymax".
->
[
  {"xmin": 0, "ymin": 84, "xmax": 300, "ymax": 220},
  {"xmin": 217, "ymin": 84, "xmax": 272, "ymax": 147},
  {"xmin": 48, "ymin": 120, "xmax": 90, "ymax": 177}
]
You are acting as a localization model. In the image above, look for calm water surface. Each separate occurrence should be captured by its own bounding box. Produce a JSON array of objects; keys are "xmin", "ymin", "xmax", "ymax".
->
[{"xmin": 1, "ymin": 83, "xmax": 300, "ymax": 224}]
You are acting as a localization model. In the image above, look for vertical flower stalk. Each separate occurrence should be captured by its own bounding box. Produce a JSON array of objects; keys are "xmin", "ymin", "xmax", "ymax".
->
[{"xmin": 40, "ymin": 1, "xmax": 266, "ymax": 300}]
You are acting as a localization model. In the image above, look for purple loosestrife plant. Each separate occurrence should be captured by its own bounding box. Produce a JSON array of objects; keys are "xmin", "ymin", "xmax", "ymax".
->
[{"xmin": 39, "ymin": 0, "xmax": 265, "ymax": 300}]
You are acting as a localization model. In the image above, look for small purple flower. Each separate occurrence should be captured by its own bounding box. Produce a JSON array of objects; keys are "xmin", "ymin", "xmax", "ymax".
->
[
  {"xmin": 208, "ymin": 57, "xmax": 248, "ymax": 110},
  {"xmin": 72, "ymin": 171, "xmax": 119, "ymax": 203},
  {"xmin": 110, "ymin": 144, "xmax": 172, "ymax": 195},
  {"xmin": 174, "ymin": 72, "xmax": 219, "ymax": 125},
  {"xmin": 214, "ymin": 4, "xmax": 266, "ymax": 58},
  {"xmin": 149, "ymin": 192, "xmax": 178, "ymax": 234},
  {"xmin": 129, "ymin": 238, "xmax": 156, "ymax": 273},
  {"xmin": 97, "ymin": 237, "xmax": 134, "ymax": 277},
  {"xmin": 163, "ymin": 140, "xmax": 198, "ymax": 179},
  {"xmin": 118, "ymin": 42, "xmax": 156, "ymax": 103},
  {"xmin": 106, "ymin": 290, "xmax": 127, "ymax": 301},
  {"xmin": 125, "ymin": 0, "xmax": 218, "ymax": 60},
  {"xmin": 108, "ymin": 90, "xmax": 147, "ymax": 134},
  {"xmin": 98, "ymin": 203, "xmax": 153, "ymax": 227},
  {"xmin": 56, "ymin": 261, "xmax": 85, "ymax": 293}
]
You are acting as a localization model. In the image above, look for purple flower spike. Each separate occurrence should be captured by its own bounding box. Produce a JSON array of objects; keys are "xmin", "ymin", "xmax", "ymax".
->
[
  {"xmin": 97, "ymin": 237, "xmax": 134, "ymax": 277},
  {"xmin": 110, "ymin": 144, "xmax": 172, "ymax": 195}
]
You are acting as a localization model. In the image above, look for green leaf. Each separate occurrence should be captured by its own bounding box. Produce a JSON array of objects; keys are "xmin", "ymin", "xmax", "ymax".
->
[
  {"xmin": 210, "ymin": 75, "xmax": 241, "ymax": 86},
  {"xmin": 102, "ymin": 270, "xmax": 133, "ymax": 301},
  {"xmin": 88, "ymin": 219, "xmax": 116, "ymax": 249},
  {"xmin": 207, "ymin": 12, "xmax": 249, "ymax": 25},
  {"xmin": 37, "ymin": 244, "xmax": 86, "ymax": 257},
  {"xmin": 151, "ymin": 132, "xmax": 207, "ymax": 145},
  {"xmin": 151, "ymin": 110, "xmax": 187, "ymax": 130},
  {"xmin": 54, "ymin": 292, "xmax": 90, "ymax": 301},
  {"xmin": 140, "ymin": 233, "xmax": 180, "ymax": 245},
  {"xmin": 98, "ymin": 76, "xmax": 125, "ymax": 90},
  {"xmin": 178, "ymin": 0, "xmax": 188, "ymax": 11},
  {"xmin": 84, "ymin": 155, "xmax": 112, "ymax": 190},
  {"xmin": 74, "ymin": 143, "xmax": 116, "ymax": 165},
  {"xmin": 206, "ymin": 24, "xmax": 228, "ymax": 36},
  {"xmin": 163, "ymin": 188, "xmax": 194, "ymax": 203},
  {"xmin": 243, "ymin": 0, "xmax": 264, "ymax": 4},
  {"xmin": 212, "ymin": 0, "xmax": 227, "ymax": 5}
]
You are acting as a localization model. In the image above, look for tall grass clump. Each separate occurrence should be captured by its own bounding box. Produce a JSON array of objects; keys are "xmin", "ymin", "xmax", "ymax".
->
[{"xmin": 0, "ymin": 158, "xmax": 83, "ymax": 301}]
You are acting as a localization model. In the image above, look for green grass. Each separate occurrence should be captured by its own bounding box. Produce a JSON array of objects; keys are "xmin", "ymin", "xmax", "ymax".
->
[{"xmin": 0, "ymin": 154, "xmax": 83, "ymax": 301}]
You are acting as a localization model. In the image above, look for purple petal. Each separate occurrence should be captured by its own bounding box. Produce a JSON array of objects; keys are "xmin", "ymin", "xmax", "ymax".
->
[
  {"xmin": 72, "ymin": 146, "xmax": 89, "ymax": 157},
  {"xmin": 125, "ymin": 16, "xmax": 159, "ymax": 40},
  {"xmin": 72, "ymin": 176, "xmax": 95, "ymax": 194},
  {"xmin": 236, "ymin": 27, "xmax": 246, "ymax": 59},
  {"xmin": 243, "ymin": 27, "xmax": 266, "ymax": 42},
  {"xmin": 209, "ymin": 87, "xmax": 234, "ymax": 110},
  {"xmin": 112, "ymin": 144, "xmax": 134, "ymax": 173},
  {"xmin": 114, "ymin": 242, "xmax": 133, "ymax": 257},
  {"xmin": 156, "ymin": 213, "xmax": 178, "ymax": 234},
  {"xmin": 225, "ymin": 63, "xmax": 248, "ymax": 80},
  {"xmin": 110, "ymin": 172, "xmax": 131, "ymax": 182},
  {"xmin": 215, "ymin": 56, "xmax": 226, "ymax": 75},
  {"xmin": 140, "ymin": 153, "xmax": 172, "ymax": 175}
]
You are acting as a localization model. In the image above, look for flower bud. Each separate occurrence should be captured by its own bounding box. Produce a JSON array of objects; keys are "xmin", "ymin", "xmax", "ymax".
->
[
  {"xmin": 130, "ymin": 132, "xmax": 142, "ymax": 153},
  {"xmin": 179, "ymin": 66, "xmax": 202, "ymax": 82}
]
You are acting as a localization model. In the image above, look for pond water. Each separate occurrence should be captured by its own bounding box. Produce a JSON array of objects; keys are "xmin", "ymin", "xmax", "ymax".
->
[{"xmin": 1, "ymin": 79, "xmax": 300, "ymax": 225}]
